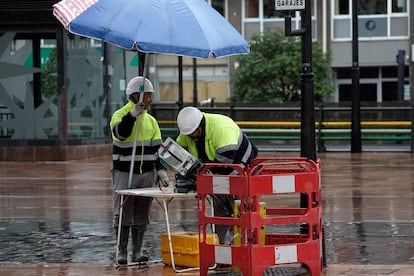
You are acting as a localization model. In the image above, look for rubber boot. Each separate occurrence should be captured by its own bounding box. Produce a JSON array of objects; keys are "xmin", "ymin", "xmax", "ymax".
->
[
  {"xmin": 131, "ymin": 225, "xmax": 148, "ymax": 263},
  {"xmin": 117, "ymin": 226, "xmax": 130, "ymax": 265}
]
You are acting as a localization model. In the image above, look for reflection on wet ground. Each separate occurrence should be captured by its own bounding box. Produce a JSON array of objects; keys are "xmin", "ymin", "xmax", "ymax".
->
[{"xmin": 0, "ymin": 152, "xmax": 414, "ymax": 274}]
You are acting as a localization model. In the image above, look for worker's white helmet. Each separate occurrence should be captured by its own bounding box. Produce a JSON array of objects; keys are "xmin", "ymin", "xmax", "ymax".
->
[
  {"xmin": 126, "ymin": 76, "xmax": 154, "ymax": 97},
  {"xmin": 177, "ymin": 107, "xmax": 203, "ymax": 135}
]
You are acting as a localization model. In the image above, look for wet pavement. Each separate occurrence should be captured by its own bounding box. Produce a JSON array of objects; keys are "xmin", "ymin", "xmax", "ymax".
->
[{"xmin": 0, "ymin": 152, "xmax": 414, "ymax": 275}]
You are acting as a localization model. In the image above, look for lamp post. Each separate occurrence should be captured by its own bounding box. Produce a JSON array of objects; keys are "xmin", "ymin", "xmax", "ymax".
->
[
  {"xmin": 300, "ymin": 0, "xmax": 316, "ymax": 161},
  {"xmin": 278, "ymin": 0, "xmax": 316, "ymax": 162},
  {"xmin": 276, "ymin": 2, "xmax": 325, "ymax": 267},
  {"xmin": 351, "ymin": 0, "xmax": 361, "ymax": 152}
]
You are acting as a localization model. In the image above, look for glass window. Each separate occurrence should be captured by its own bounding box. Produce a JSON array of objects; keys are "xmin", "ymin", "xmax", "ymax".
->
[
  {"xmin": 382, "ymin": 66, "xmax": 398, "ymax": 78},
  {"xmin": 360, "ymin": 83, "xmax": 378, "ymax": 101},
  {"xmin": 390, "ymin": 17, "xmax": 408, "ymax": 36},
  {"xmin": 0, "ymin": 33, "xmax": 59, "ymax": 139},
  {"xmin": 244, "ymin": 21, "xmax": 261, "ymax": 40},
  {"xmin": 392, "ymin": 0, "xmax": 407, "ymax": 13},
  {"xmin": 333, "ymin": 18, "xmax": 351, "ymax": 38},
  {"xmin": 263, "ymin": 0, "xmax": 277, "ymax": 18},
  {"xmin": 336, "ymin": 68, "xmax": 352, "ymax": 79},
  {"xmin": 382, "ymin": 82, "xmax": 398, "ymax": 101},
  {"xmin": 109, "ymin": 44, "xmax": 126, "ymax": 129},
  {"xmin": 335, "ymin": 0, "xmax": 349, "ymax": 15},
  {"xmin": 338, "ymin": 83, "xmax": 377, "ymax": 102},
  {"xmin": 212, "ymin": 0, "xmax": 224, "ymax": 16},
  {"xmin": 359, "ymin": 17, "xmax": 387, "ymax": 37},
  {"xmin": 336, "ymin": 66, "xmax": 408, "ymax": 103},
  {"xmin": 359, "ymin": 0, "xmax": 387, "ymax": 15},
  {"xmin": 332, "ymin": 0, "xmax": 408, "ymax": 39},
  {"xmin": 66, "ymin": 35, "xmax": 105, "ymax": 138},
  {"xmin": 263, "ymin": 21, "xmax": 285, "ymax": 32},
  {"xmin": 246, "ymin": 0, "xmax": 259, "ymax": 18},
  {"xmin": 360, "ymin": 67, "xmax": 378, "ymax": 78},
  {"xmin": 338, "ymin": 84, "xmax": 351, "ymax": 101}
]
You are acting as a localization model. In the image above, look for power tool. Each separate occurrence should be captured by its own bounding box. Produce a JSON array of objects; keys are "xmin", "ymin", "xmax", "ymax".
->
[{"xmin": 158, "ymin": 137, "xmax": 203, "ymax": 193}]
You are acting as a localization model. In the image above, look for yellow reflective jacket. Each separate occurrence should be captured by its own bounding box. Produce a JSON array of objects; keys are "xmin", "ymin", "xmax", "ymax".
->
[
  {"xmin": 110, "ymin": 101, "xmax": 162, "ymax": 173},
  {"xmin": 176, "ymin": 112, "xmax": 257, "ymax": 168}
]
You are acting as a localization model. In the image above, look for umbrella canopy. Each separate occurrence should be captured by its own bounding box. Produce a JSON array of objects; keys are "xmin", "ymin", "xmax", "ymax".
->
[{"xmin": 53, "ymin": 0, "xmax": 250, "ymax": 58}]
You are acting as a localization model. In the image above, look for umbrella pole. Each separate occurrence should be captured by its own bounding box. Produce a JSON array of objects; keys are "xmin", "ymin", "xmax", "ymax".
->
[{"xmin": 127, "ymin": 53, "xmax": 148, "ymax": 188}]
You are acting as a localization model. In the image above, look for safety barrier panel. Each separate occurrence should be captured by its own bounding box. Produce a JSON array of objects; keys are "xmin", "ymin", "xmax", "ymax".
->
[
  {"xmin": 197, "ymin": 163, "xmax": 252, "ymax": 274},
  {"xmin": 197, "ymin": 158, "xmax": 323, "ymax": 275}
]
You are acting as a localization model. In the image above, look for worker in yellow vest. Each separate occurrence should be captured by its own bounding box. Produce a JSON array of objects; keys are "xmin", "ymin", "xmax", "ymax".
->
[
  {"xmin": 176, "ymin": 106, "xmax": 258, "ymax": 244},
  {"xmin": 110, "ymin": 76, "xmax": 171, "ymax": 265}
]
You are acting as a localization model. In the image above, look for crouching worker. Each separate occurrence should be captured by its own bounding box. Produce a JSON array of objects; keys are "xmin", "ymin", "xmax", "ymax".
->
[
  {"xmin": 176, "ymin": 106, "xmax": 258, "ymax": 244},
  {"xmin": 110, "ymin": 76, "xmax": 171, "ymax": 265}
]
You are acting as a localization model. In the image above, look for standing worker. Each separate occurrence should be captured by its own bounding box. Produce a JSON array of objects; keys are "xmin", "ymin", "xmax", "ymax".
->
[
  {"xmin": 110, "ymin": 76, "xmax": 171, "ymax": 265},
  {"xmin": 176, "ymin": 106, "xmax": 258, "ymax": 244}
]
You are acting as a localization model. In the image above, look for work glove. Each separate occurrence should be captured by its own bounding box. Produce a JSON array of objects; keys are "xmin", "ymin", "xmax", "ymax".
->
[
  {"xmin": 130, "ymin": 102, "xmax": 145, "ymax": 118},
  {"xmin": 158, "ymin": 169, "xmax": 172, "ymax": 188}
]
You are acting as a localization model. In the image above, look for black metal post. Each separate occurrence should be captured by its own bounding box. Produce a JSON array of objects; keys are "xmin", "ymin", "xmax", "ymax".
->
[
  {"xmin": 397, "ymin": 50, "xmax": 405, "ymax": 101},
  {"xmin": 281, "ymin": 0, "xmax": 316, "ymax": 212},
  {"xmin": 192, "ymin": 58, "xmax": 198, "ymax": 106},
  {"xmin": 138, "ymin": 52, "xmax": 146, "ymax": 76},
  {"xmin": 178, "ymin": 56, "xmax": 183, "ymax": 109},
  {"xmin": 317, "ymin": 103, "xmax": 326, "ymax": 152},
  {"xmin": 33, "ymin": 37, "xmax": 42, "ymax": 108},
  {"xmin": 300, "ymin": 0, "xmax": 316, "ymax": 162},
  {"xmin": 351, "ymin": 0, "xmax": 361, "ymax": 152}
]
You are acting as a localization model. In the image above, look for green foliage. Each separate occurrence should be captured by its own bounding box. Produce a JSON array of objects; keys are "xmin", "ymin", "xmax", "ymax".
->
[
  {"xmin": 41, "ymin": 47, "xmax": 58, "ymax": 100},
  {"xmin": 231, "ymin": 31, "xmax": 333, "ymax": 103}
]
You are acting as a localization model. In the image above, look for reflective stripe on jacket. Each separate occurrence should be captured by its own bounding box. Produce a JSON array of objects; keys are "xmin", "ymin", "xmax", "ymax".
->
[
  {"xmin": 176, "ymin": 112, "xmax": 258, "ymax": 168},
  {"xmin": 110, "ymin": 101, "xmax": 162, "ymax": 174}
]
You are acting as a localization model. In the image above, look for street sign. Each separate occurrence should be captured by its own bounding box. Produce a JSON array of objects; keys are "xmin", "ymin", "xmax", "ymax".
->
[{"xmin": 274, "ymin": 0, "xmax": 305, "ymax": 11}]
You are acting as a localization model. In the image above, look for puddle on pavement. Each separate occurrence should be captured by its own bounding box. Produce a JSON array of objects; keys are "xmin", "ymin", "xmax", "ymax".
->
[
  {"xmin": 0, "ymin": 219, "xmax": 197, "ymax": 264},
  {"xmin": 1, "ymin": 220, "xmax": 413, "ymax": 265},
  {"xmin": 324, "ymin": 221, "xmax": 414, "ymax": 264}
]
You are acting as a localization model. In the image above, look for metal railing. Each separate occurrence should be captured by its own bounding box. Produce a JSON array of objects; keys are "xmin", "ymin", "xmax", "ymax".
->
[
  {"xmin": 158, "ymin": 119, "xmax": 412, "ymax": 152},
  {"xmin": 1, "ymin": 103, "xmax": 413, "ymax": 151}
]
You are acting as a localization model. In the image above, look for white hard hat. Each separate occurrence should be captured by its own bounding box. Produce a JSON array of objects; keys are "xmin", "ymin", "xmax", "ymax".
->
[
  {"xmin": 126, "ymin": 76, "xmax": 154, "ymax": 97},
  {"xmin": 177, "ymin": 107, "xmax": 203, "ymax": 135}
]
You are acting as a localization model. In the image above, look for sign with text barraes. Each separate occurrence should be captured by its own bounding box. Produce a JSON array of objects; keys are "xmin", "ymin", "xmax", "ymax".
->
[{"xmin": 274, "ymin": 0, "xmax": 305, "ymax": 11}]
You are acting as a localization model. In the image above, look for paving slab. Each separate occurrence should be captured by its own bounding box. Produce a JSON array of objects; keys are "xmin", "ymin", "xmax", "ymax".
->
[{"xmin": 1, "ymin": 152, "xmax": 413, "ymax": 275}]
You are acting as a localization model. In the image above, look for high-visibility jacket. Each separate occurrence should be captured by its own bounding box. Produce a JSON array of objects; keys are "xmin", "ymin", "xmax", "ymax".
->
[
  {"xmin": 176, "ymin": 112, "xmax": 258, "ymax": 168},
  {"xmin": 110, "ymin": 101, "xmax": 163, "ymax": 174}
]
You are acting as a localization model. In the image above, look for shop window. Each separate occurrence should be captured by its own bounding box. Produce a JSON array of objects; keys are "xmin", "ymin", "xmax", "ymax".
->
[{"xmin": 382, "ymin": 82, "xmax": 398, "ymax": 101}]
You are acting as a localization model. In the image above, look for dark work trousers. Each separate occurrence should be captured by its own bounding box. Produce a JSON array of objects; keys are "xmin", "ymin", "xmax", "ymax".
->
[
  {"xmin": 212, "ymin": 194, "xmax": 235, "ymax": 244},
  {"xmin": 112, "ymin": 169, "xmax": 154, "ymax": 229}
]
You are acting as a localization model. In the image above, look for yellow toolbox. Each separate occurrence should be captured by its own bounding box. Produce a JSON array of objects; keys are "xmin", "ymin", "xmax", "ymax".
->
[{"xmin": 161, "ymin": 231, "xmax": 219, "ymax": 267}]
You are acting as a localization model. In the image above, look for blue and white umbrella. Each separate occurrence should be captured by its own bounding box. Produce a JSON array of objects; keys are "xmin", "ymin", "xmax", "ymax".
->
[
  {"xmin": 53, "ymin": 0, "xmax": 249, "ymax": 58},
  {"xmin": 53, "ymin": 1, "xmax": 249, "ymax": 267}
]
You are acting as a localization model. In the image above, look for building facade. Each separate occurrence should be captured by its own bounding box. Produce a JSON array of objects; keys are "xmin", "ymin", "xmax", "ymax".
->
[
  {"xmin": 0, "ymin": 0, "xmax": 412, "ymax": 160},
  {"xmin": 155, "ymin": 0, "xmax": 412, "ymax": 104}
]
